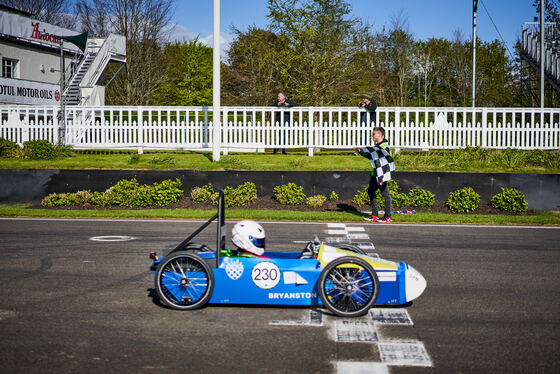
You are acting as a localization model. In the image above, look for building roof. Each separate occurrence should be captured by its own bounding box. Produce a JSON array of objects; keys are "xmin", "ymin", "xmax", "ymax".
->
[{"xmin": 0, "ymin": 4, "xmax": 34, "ymax": 17}]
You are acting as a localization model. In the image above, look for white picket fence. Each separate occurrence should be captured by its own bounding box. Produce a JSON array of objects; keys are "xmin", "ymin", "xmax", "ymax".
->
[{"xmin": 1, "ymin": 105, "xmax": 559, "ymax": 155}]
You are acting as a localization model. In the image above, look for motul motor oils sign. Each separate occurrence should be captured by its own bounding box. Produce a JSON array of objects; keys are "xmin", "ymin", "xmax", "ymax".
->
[
  {"xmin": 0, "ymin": 10, "xmax": 81, "ymax": 53},
  {"xmin": 0, "ymin": 77, "xmax": 60, "ymax": 105}
]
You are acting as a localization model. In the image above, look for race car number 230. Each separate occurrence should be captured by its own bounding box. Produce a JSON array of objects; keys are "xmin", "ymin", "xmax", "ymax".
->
[{"xmin": 251, "ymin": 262, "xmax": 281, "ymax": 289}]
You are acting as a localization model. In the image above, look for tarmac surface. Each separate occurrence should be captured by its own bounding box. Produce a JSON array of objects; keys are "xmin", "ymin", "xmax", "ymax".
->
[{"xmin": 0, "ymin": 218, "xmax": 559, "ymax": 373}]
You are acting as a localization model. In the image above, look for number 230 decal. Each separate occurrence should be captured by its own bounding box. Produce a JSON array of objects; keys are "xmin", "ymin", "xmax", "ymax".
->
[{"xmin": 251, "ymin": 262, "xmax": 281, "ymax": 289}]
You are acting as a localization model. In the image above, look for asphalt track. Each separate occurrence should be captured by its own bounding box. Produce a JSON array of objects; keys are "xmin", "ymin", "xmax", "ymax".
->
[{"xmin": 0, "ymin": 218, "xmax": 559, "ymax": 373}]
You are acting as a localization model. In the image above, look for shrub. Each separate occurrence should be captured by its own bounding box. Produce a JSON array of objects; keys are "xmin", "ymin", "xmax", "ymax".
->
[
  {"xmin": 209, "ymin": 182, "xmax": 258, "ymax": 208},
  {"xmin": 42, "ymin": 178, "xmax": 183, "ymax": 208},
  {"xmin": 549, "ymin": 151, "xmax": 560, "ymax": 169},
  {"xmin": 352, "ymin": 185, "xmax": 369, "ymax": 206},
  {"xmin": 41, "ymin": 190, "xmax": 92, "ymax": 207},
  {"xmin": 446, "ymin": 187, "xmax": 480, "ymax": 213},
  {"xmin": 273, "ymin": 182, "xmax": 305, "ymax": 205},
  {"xmin": 23, "ymin": 140, "xmax": 54, "ymax": 159},
  {"xmin": 490, "ymin": 187, "xmax": 528, "ymax": 213},
  {"xmin": 329, "ymin": 191, "xmax": 339, "ymax": 200},
  {"xmin": 191, "ymin": 185, "xmax": 214, "ymax": 202},
  {"xmin": 0, "ymin": 138, "xmax": 21, "ymax": 158},
  {"xmin": 41, "ymin": 193, "xmax": 70, "ymax": 207},
  {"xmin": 306, "ymin": 195, "xmax": 327, "ymax": 208},
  {"xmin": 408, "ymin": 188, "xmax": 435, "ymax": 207},
  {"xmin": 527, "ymin": 149, "xmax": 549, "ymax": 166},
  {"xmin": 352, "ymin": 180, "xmax": 400, "ymax": 208},
  {"xmin": 391, "ymin": 193, "xmax": 410, "ymax": 208},
  {"xmin": 152, "ymin": 179, "xmax": 183, "ymax": 206},
  {"xmin": 88, "ymin": 191, "xmax": 112, "ymax": 206},
  {"xmin": 53, "ymin": 145, "xmax": 74, "ymax": 158},
  {"xmin": 127, "ymin": 153, "xmax": 140, "ymax": 164}
]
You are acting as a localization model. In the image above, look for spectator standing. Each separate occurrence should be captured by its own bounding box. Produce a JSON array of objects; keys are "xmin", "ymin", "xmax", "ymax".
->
[
  {"xmin": 353, "ymin": 127, "xmax": 395, "ymax": 223},
  {"xmin": 359, "ymin": 95, "xmax": 377, "ymax": 125},
  {"xmin": 272, "ymin": 92, "xmax": 297, "ymax": 154}
]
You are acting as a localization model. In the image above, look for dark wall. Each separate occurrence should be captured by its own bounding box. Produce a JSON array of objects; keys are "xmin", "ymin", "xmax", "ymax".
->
[{"xmin": 1, "ymin": 169, "xmax": 559, "ymax": 210}]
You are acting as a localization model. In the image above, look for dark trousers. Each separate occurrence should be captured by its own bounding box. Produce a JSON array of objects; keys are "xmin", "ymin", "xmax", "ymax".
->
[{"xmin": 368, "ymin": 176, "xmax": 391, "ymax": 218}]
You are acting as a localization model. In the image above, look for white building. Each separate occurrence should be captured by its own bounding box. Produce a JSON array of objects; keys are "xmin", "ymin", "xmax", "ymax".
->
[{"xmin": 0, "ymin": 4, "xmax": 125, "ymax": 106}]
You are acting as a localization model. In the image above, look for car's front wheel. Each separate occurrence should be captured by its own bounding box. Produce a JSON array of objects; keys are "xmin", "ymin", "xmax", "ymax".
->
[
  {"xmin": 155, "ymin": 252, "xmax": 214, "ymax": 310},
  {"xmin": 318, "ymin": 256, "xmax": 379, "ymax": 317}
]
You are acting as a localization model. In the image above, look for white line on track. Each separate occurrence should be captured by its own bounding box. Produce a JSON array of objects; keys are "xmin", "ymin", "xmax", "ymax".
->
[{"xmin": 1, "ymin": 217, "xmax": 558, "ymax": 229}]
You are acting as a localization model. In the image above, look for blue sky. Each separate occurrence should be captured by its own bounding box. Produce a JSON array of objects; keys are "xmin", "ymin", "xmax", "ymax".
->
[{"xmin": 171, "ymin": 0, "xmax": 537, "ymax": 58}]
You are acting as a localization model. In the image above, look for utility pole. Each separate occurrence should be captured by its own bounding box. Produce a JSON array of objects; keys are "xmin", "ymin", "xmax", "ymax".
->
[
  {"xmin": 212, "ymin": 0, "xmax": 221, "ymax": 161},
  {"xmin": 472, "ymin": 0, "xmax": 478, "ymax": 108},
  {"xmin": 540, "ymin": 0, "xmax": 545, "ymax": 108}
]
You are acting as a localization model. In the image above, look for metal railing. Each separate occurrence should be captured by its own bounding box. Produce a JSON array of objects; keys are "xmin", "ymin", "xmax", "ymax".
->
[
  {"xmin": 1, "ymin": 106, "xmax": 559, "ymax": 154},
  {"xmin": 522, "ymin": 22, "xmax": 560, "ymax": 88}
]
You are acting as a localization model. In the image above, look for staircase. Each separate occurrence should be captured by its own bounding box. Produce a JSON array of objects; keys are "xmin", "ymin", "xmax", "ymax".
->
[
  {"xmin": 62, "ymin": 34, "xmax": 126, "ymax": 106},
  {"xmin": 521, "ymin": 22, "xmax": 560, "ymax": 91}
]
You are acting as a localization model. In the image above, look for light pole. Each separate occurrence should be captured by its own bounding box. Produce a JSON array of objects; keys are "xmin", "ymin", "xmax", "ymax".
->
[
  {"xmin": 212, "ymin": 0, "xmax": 221, "ymax": 161},
  {"xmin": 59, "ymin": 40, "xmax": 65, "ymax": 145},
  {"xmin": 472, "ymin": 0, "xmax": 477, "ymax": 108},
  {"xmin": 540, "ymin": 0, "xmax": 545, "ymax": 108}
]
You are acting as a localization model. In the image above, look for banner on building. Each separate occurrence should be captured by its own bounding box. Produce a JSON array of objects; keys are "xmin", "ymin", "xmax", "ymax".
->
[
  {"xmin": 0, "ymin": 10, "xmax": 82, "ymax": 53},
  {"xmin": 0, "ymin": 77, "xmax": 60, "ymax": 105}
]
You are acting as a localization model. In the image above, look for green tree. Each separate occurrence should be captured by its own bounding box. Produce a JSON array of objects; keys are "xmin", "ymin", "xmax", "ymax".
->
[
  {"xmin": 152, "ymin": 40, "xmax": 213, "ymax": 106},
  {"xmin": 265, "ymin": 0, "xmax": 367, "ymax": 105},
  {"xmin": 223, "ymin": 27, "xmax": 286, "ymax": 106}
]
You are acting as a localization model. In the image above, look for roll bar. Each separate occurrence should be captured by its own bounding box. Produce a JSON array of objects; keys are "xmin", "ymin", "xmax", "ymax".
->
[{"xmin": 168, "ymin": 189, "xmax": 225, "ymax": 268}]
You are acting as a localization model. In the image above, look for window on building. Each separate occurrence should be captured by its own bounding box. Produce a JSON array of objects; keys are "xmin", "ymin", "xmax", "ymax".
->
[{"xmin": 2, "ymin": 58, "xmax": 19, "ymax": 78}]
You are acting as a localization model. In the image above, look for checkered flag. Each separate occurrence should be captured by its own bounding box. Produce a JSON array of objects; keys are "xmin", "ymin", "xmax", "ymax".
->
[{"xmin": 359, "ymin": 146, "xmax": 395, "ymax": 183}]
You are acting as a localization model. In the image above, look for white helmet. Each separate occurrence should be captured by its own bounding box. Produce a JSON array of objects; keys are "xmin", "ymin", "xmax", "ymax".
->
[{"xmin": 231, "ymin": 220, "xmax": 266, "ymax": 256}]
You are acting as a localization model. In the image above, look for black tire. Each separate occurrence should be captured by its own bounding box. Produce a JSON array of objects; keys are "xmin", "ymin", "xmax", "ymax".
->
[
  {"xmin": 318, "ymin": 256, "xmax": 379, "ymax": 317},
  {"xmin": 155, "ymin": 251, "xmax": 214, "ymax": 310},
  {"xmin": 168, "ymin": 242, "xmax": 212, "ymax": 256},
  {"xmin": 336, "ymin": 243, "xmax": 367, "ymax": 255}
]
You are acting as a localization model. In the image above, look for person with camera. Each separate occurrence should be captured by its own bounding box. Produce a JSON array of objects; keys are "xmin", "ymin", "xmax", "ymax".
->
[
  {"xmin": 359, "ymin": 94, "xmax": 377, "ymax": 126},
  {"xmin": 272, "ymin": 92, "xmax": 297, "ymax": 154}
]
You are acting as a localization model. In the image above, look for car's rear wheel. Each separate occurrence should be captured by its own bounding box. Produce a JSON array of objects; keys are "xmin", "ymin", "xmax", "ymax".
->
[
  {"xmin": 318, "ymin": 256, "xmax": 379, "ymax": 317},
  {"xmin": 336, "ymin": 243, "xmax": 367, "ymax": 255},
  {"xmin": 155, "ymin": 252, "xmax": 214, "ymax": 310}
]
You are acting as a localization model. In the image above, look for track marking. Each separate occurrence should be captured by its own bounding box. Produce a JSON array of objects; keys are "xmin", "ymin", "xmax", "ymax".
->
[
  {"xmin": 336, "ymin": 320, "xmax": 379, "ymax": 342},
  {"xmin": 377, "ymin": 340, "xmax": 432, "ymax": 367},
  {"xmin": 346, "ymin": 226, "xmax": 365, "ymax": 232},
  {"xmin": 348, "ymin": 233, "xmax": 370, "ymax": 240},
  {"xmin": 325, "ymin": 223, "xmax": 371, "ymax": 242},
  {"xmin": 370, "ymin": 309, "xmax": 413, "ymax": 326},
  {"xmin": 327, "ymin": 229, "xmax": 347, "ymax": 235},
  {"xmin": 356, "ymin": 243, "xmax": 376, "ymax": 251},
  {"xmin": 269, "ymin": 309, "xmax": 323, "ymax": 326},
  {"xmin": 336, "ymin": 361, "xmax": 389, "ymax": 374},
  {"xmin": 89, "ymin": 236, "xmax": 136, "ymax": 242},
  {"xmin": 326, "ymin": 237, "xmax": 351, "ymax": 244},
  {"xmin": 327, "ymin": 223, "xmax": 346, "ymax": 228}
]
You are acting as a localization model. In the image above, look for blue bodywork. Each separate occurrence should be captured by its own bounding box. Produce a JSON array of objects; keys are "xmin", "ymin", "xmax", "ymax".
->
[{"xmin": 151, "ymin": 250, "xmax": 409, "ymax": 306}]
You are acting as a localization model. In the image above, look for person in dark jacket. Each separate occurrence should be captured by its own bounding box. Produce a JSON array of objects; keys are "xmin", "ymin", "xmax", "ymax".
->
[
  {"xmin": 359, "ymin": 95, "xmax": 377, "ymax": 125},
  {"xmin": 272, "ymin": 92, "xmax": 296, "ymax": 154},
  {"xmin": 353, "ymin": 126, "xmax": 395, "ymax": 223}
]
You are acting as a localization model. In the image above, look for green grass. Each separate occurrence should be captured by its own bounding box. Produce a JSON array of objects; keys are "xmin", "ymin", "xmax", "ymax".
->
[
  {"xmin": 1, "ymin": 205, "xmax": 558, "ymax": 225},
  {"xmin": 0, "ymin": 149, "xmax": 559, "ymax": 173}
]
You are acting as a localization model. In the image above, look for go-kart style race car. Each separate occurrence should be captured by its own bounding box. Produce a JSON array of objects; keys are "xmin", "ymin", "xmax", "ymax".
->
[{"xmin": 149, "ymin": 191, "xmax": 427, "ymax": 317}]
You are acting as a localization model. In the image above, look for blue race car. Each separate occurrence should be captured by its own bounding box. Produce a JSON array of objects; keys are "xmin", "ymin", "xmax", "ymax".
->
[{"xmin": 149, "ymin": 191, "xmax": 426, "ymax": 317}]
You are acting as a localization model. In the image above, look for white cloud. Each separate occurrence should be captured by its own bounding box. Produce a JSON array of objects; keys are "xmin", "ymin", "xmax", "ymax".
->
[{"xmin": 167, "ymin": 24, "xmax": 233, "ymax": 59}]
